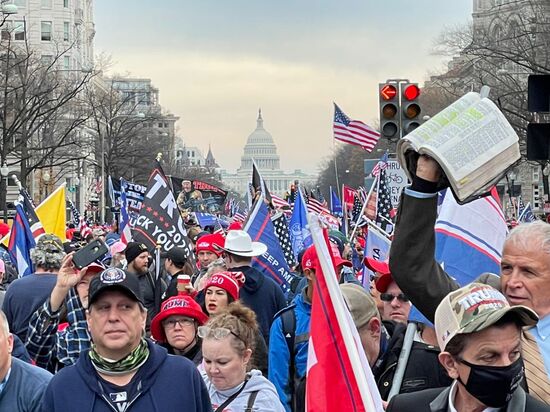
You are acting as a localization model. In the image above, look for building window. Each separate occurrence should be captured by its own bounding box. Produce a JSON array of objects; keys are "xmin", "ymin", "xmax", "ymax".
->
[
  {"xmin": 63, "ymin": 22, "xmax": 70, "ymax": 41},
  {"xmin": 63, "ymin": 56, "xmax": 70, "ymax": 70},
  {"xmin": 12, "ymin": 0, "xmax": 26, "ymax": 6},
  {"xmin": 41, "ymin": 21, "xmax": 52, "ymax": 41},
  {"xmin": 158, "ymin": 122, "xmax": 163, "ymax": 128},
  {"xmin": 41, "ymin": 55, "xmax": 53, "ymax": 66},
  {"xmin": 41, "ymin": 0, "xmax": 52, "ymax": 7},
  {"xmin": 14, "ymin": 20, "xmax": 25, "ymax": 40},
  {"xmin": 64, "ymin": 0, "xmax": 69, "ymax": 7}
]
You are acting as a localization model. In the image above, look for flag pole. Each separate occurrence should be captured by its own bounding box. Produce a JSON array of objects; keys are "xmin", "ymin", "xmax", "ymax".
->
[
  {"xmin": 308, "ymin": 213, "xmax": 381, "ymax": 410},
  {"xmin": 342, "ymin": 183, "xmax": 348, "ymax": 236},
  {"xmin": 349, "ymin": 175, "xmax": 378, "ymax": 242}
]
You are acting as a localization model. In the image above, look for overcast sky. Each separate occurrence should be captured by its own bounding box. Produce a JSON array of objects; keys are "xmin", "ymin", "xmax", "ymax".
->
[{"xmin": 94, "ymin": 1, "xmax": 472, "ymax": 174}]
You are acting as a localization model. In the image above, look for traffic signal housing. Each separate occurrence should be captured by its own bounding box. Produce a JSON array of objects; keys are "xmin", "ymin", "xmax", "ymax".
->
[
  {"xmin": 379, "ymin": 83, "xmax": 400, "ymax": 140},
  {"xmin": 528, "ymin": 75, "xmax": 550, "ymax": 112},
  {"xmin": 401, "ymin": 83, "xmax": 421, "ymax": 136}
]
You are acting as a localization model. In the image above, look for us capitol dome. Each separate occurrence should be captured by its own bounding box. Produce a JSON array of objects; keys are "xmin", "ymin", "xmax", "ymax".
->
[{"xmin": 221, "ymin": 109, "xmax": 315, "ymax": 196}]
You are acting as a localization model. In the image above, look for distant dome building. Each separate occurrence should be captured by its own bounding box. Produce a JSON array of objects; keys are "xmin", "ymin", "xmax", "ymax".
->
[{"xmin": 222, "ymin": 110, "xmax": 315, "ymax": 196}]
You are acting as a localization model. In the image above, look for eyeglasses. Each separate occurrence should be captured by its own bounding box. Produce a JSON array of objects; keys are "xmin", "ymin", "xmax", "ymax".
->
[
  {"xmin": 380, "ymin": 293, "xmax": 409, "ymax": 303},
  {"xmin": 198, "ymin": 326, "xmax": 245, "ymax": 345},
  {"xmin": 162, "ymin": 317, "xmax": 195, "ymax": 329}
]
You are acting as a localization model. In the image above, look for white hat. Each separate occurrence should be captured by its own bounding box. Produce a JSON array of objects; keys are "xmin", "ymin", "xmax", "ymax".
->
[{"xmin": 217, "ymin": 230, "xmax": 267, "ymax": 257}]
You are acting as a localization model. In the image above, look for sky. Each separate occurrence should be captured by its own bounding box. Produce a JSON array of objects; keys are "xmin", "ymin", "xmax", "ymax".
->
[{"xmin": 94, "ymin": 1, "xmax": 473, "ymax": 174}]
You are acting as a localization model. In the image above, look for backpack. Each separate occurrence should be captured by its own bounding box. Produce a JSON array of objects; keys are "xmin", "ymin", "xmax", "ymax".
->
[{"xmin": 279, "ymin": 306, "xmax": 308, "ymax": 412}]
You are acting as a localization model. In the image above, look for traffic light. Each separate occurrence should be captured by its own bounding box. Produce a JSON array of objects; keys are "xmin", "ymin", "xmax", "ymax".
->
[
  {"xmin": 379, "ymin": 83, "xmax": 400, "ymax": 139},
  {"xmin": 528, "ymin": 75, "xmax": 550, "ymax": 112},
  {"xmin": 527, "ymin": 74, "xmax": 550, "ymax": 161},
  {"xmin": 401, "ymin": 83, "xmax": 421, "ymax": 136}
]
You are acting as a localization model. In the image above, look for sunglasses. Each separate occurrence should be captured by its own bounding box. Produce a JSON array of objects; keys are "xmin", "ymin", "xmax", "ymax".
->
[
  {"xmin": 380, "ymin": 293, "xmax": 409, "ymax": 303},
  {"xmin": 197, "ymin": 326, "xmax": 246, "ymax": 345}
]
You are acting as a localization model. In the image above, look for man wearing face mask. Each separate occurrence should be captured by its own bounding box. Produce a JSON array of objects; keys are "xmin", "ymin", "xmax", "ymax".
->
[{"xmin": 387, "ymin": 284, "xmax": 550, "ymax": 411}]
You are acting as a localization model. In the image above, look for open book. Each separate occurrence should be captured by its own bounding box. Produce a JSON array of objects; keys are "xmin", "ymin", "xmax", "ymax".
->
[{"xmin": 397, "ymin": 91, "xmax": 520, "ymax": 204}]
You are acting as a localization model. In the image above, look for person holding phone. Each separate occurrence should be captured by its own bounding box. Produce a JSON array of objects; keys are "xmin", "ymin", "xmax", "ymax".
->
[{"xmin": 26, "ymin": 254, "xmax": 105, "ymax": 372}]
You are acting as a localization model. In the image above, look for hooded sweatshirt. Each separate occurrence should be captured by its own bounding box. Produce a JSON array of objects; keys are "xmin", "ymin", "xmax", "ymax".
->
[
  {"xmin": 201, "ymin": 369, "xmax": 285, "ymax": 412},
  {"xmin": 41, "ymin": 339, "xmax": 212, "ymax": 412}
]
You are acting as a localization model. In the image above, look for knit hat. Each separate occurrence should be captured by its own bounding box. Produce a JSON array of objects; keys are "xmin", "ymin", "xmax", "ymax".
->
[
  {"xmin": 124, "ymin": 242, "xmax": 148, "ymax": 264},
  {"xmin": 435, "ymin": 283, "xmax": 538, "ymax": 351},
  {"xmin": 340, "ymin": 283, "xmax": 379, "ymax": 330},
  {"xmin": 195, "ymin": 233, "xmax": 225, "ymax": 256},
  {"xmin": 205, "ymin": 271, "xmax": 245, "ymax": 301},
  {"xmin": 150, "ymin": 295, "xmax": 208, "ymax": 343}
]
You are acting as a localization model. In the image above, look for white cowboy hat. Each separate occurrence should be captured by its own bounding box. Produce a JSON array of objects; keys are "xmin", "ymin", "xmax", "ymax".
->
[{"xmin": 216, "ymin": 230, "xmax": 267, "ymax": 257}]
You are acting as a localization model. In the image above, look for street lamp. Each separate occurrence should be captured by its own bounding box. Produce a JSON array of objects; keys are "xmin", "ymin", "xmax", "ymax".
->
[
  {"xmin": 99, "ymin": 112, "xmax": 145, "ymax": 223},
  {"xmin": 0, "ymin": 3, "xmax": 17, "ymax": 27},
  {"xmin": 0, "ymin": 163, "xmax": 8, "ymax": 223}
]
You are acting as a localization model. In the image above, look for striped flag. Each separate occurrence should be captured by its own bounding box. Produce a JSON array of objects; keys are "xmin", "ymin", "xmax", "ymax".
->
[
  {"xmin": 271, "ymin": 211, "xmax": 296, "ymax": 267},
  {"xmin": 68, "ymin": 200, "xmax": 81, "ymax": 226},
  {"xmin": 371, "ymin": 152, "xmax": 388, "ymax": 177},
  {"xmin": 8, "ymin": 203, "xmax": 37, "ymax": 277},
  {"xmin": 271, "ymin": 193, "xmax": 291, "ymax": 210},
  {"xmin": 18, "ymin": 189, "xmax": 45, "ymax": 240},
  {"xmin": 307, "ymin": 197, "xmax": 330, "ymax": 215},
  {"xmin": 306, "ymin": 214, "xmax": 384, "ymax": 411},
  {"xmin": 119, "ymin": 179, "xmax": 133, "ymax": 244},
  {"xmin": 78, "ymin": 216, "xmax": 92, "ymax": 239},
  {"xmin": 333, "ymin": 103, "xmax": 380, "ymax": 152}
]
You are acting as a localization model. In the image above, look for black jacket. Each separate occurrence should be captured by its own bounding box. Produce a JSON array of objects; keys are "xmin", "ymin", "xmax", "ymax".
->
[
  {"xmin": 387, "ymin": 385, "xmax": 550, "ymax": 412},
  {"xmin": 373, "ymin": 321, "xmax": 452, "ymax": 400}
]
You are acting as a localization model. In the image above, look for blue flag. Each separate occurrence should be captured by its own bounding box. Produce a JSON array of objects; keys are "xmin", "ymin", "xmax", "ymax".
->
[
  {"xmin": 518, "ymin": 199, "xmax": 536, "ymax": 223},
  {"xmin": 8, "ymin": 203, "xmax": 37, "ymax": 276},
  {"xmin": 244, "ymin": 198, "xmax": 292, "ymax": 293},
  {"xmin": 330, "ymin": 187, "xmax": 342, "ymax": 217},
  {"xmin": 289, "ymin": 189, "xmax": 312, "ymax": 259}
]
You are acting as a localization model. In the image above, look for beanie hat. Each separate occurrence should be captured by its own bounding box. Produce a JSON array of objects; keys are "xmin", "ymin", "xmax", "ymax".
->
[
  {"xmin": 124, "ymin": 242, "xmax": 148, "ymax": 264},
  {"xmin": 195, "ymin": 233, "xmax": 225, "ymax": 256},
  {"xmin": 150, "ymin": 295, "xmax": 208, "ymax": 343},
  {"xmin": 205, "ymin": 271, "xmax": 245, "ymax": 301}
]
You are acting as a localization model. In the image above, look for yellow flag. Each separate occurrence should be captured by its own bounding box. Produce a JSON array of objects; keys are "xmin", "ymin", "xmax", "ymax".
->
[{"xmin": 36, "ymin": 184, "xmax": 67, "ymax": 242}]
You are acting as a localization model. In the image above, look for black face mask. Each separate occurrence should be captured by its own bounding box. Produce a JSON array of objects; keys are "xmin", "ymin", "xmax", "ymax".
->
[{"xmin": 457, "ymin": 357, "xmax": 524, "ymax": 408}]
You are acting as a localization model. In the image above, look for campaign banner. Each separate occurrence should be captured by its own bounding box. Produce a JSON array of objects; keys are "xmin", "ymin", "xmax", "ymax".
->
[
  {"xmin": 132, "ymin": 163, "xmax": 193, "ymax": 256},
  {"xmin": 108, "ymin": 177, "xmax": 147, "ymax": 215},
  {"xmin": 170, "ymin": 176, "xmax": 227, "ymax": 214},
  {"xmin": 244, "ymin": 198, "xmax": 292, "ymax": 293}
]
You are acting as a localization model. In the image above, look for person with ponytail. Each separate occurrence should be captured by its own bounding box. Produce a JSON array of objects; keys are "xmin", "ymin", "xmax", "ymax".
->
[
  {"xmin": 202, "ymin": 271, "xmax": 268, "ymax": 375},
  {"xmin": 200, "ymin": 301, "xmax": 284, "ymax": 412}
]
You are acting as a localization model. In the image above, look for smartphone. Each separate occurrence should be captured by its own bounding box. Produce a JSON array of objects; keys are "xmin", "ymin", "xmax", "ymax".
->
[{"xmin": 72, "ymin": 239, "xmax": 109, "ymax": 269}]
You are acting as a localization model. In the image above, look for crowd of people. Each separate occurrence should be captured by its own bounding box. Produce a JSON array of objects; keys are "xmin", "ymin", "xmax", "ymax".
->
[{"xmin": 1, "ymin": 154, "xmax": 550, "ymax": 411}]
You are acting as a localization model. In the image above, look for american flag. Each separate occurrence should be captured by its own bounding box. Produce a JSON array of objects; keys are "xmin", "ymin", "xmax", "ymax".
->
[
  {"xmin": 376, "ymin": 168, "xmax": 394, "ymax": 234},
  {"xmin": 18, "ymin": 189, "xmax": 45, "ymax": 239},
  {"xmin": 307, "ymin": 197, "xmax": 330, "ymax": 215},
  {"xmin": 78, "ymin": 215, "xmax": 92, "ymax": 239},
  {"xmin": 271, "ymin": 194, "xmax": 291, "ymax": 210},
  {"xmin": 271, "ymin": 212, "xmax": 296, "ymax": 267},
  {"xmin": 68, "ymin": 200, "xmax": 81, "ymax": 226},
  {"xmin": 333, "ymin": 103, "xmax": 380, "ymax": 152},
  {"xmin": 371, "ymin": 152, "xmax": 389, "ymax": 177},
  {"xmin": 233, "ymin": 210, "xmax": 247, "ymax": 223}
]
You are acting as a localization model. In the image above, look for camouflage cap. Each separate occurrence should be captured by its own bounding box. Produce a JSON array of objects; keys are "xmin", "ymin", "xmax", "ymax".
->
[{"xmin": 435, "ymin": 283, "xmax": 538, "ymax": 351}]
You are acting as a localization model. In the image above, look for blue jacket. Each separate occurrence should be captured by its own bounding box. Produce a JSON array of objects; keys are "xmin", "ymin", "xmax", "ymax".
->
[
  {"xmin": 0, "ymin": 357, "xmax": 52, "ymax": 412},
  {"xmin": 41, "ymin": 339, "xmax": 212, "ymax": 412},
  {"xmin": 234, "ymin": 265, "xmax": 286, "ymax": 344},
  {"xmin": 268, "ymin": 289, "xmax": 311, "ymax": 412}
]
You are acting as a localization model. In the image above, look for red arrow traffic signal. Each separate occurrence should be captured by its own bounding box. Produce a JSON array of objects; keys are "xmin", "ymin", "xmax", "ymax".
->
[{"xmin": 380, "ymin": 84, "xmax": 397, "ymax": 101}]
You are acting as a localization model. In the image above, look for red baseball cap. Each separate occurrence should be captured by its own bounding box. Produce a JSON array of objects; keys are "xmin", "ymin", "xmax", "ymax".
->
[
  {"xmin": 301, "ymin": 243, "xmax": 352, "ymax": 271},
  {"xmin": 364, "ymin": 257, "xmax": 393, "ymax": 293}
]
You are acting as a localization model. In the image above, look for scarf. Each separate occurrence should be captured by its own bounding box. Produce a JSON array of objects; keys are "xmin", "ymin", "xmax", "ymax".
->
[{"xmin": 89, "ymin": 338, "xmax": 149, "ymax": 376}]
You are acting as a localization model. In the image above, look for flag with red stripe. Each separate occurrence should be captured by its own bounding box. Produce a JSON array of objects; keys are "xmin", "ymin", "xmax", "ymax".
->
[
  {"xmin": 306, "ymin": 214, "xmax": 383, "ymax": 411},
  {"xmin": 333, "ymin": 103, "xmax": 380, "ymax": 152}
]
